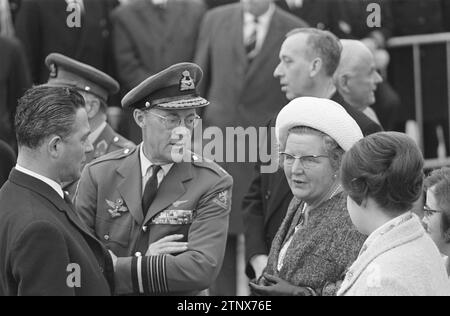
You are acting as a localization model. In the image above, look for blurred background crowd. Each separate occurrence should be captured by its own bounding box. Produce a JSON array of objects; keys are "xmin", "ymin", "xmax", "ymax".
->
[{"xmin": 1, "ymin": 0, "xmax": 450, "ymax": 295}]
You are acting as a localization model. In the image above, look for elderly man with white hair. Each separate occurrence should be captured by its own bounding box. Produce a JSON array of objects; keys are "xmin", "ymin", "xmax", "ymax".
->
[
  {"xmin": 249, "ymin": 97, "xmax": 366, "ymax": 296},
  {"xmin": 334, "ymin": 39, "xmax": 383, "ymax": 125}
]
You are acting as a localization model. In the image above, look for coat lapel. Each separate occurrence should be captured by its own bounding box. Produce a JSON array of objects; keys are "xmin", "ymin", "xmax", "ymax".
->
[
  {"xmin": 116, "ymin": 148, "xmax": 144, "ymax": 225},
  {"xmin": 144, "ymin": 162, "xmax": 193, "ymax": 224},
  {"xmin": 245, "ymin": 8, "xmax": 283, "ymax": 80},
  {"xmin": 10, "ymin": 169, "xmax": 97, "ymax": 241},
  {"xmin": 230, "ymin": 6, "xmax": 249, "ymax": 72}
]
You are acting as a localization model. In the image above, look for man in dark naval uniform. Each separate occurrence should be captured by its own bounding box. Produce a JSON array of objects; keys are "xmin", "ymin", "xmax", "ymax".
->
[
  {"xmin": 75, "ymin": 63, "xmax": 233, "ymax": 295},
  {"xmin": 44, "ymin": 53, "xmax": 135, "ymax": 198}
]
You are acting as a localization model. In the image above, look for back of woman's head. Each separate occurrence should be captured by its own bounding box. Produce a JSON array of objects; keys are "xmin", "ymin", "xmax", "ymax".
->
[{"xmin": 341, "ymin": 132, "xmax": 424, "ymax": 214}]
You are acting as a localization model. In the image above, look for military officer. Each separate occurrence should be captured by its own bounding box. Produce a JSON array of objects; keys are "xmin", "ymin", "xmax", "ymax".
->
[
  {"xmin": 44, "ymin": 53, "xmax": 135, "ymax": 198},
  {"xmin": 74, "ymin": 63, "xmax": 233, "ymax": 296}
]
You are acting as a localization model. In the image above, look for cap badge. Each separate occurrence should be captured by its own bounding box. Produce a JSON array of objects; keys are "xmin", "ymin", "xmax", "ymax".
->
[
  {"xmin": 49, "ymin": 63, "xmax": 58, "ymax": 78},
  {"xmin": 179, "ymin": 71, "xmax": 195, "ymax": 91}
]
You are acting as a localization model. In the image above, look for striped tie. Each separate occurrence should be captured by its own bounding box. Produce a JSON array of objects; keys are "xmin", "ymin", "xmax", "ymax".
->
[{"xmin": 245, "ymin": 16, "xmax": 259, "ymax": 58}]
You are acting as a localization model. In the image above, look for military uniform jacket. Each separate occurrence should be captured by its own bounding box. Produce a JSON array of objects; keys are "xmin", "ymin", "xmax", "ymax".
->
[
  {"xmin": 0, "ymin": 169, "xmax": 114, "ymax": 296},
  {"xmin": 64, "ymin": 123, "xmax": 135, "ymax": 199},
  {"xmin": 74, "ymin": 146, "xmax": 233, "ymax": 296}
]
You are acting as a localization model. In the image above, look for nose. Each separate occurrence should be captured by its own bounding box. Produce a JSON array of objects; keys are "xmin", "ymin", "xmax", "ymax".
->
[
  {"xmin": 291, "ymin": 158, "xmax": 305, "ymax": 174},
  {"xmin": 374, "ymin": 71, "xmax": 383, "ymax": 84},
  {"xmin": 273, "ymin": 62, "xmax": 282, "ymax": 78}
]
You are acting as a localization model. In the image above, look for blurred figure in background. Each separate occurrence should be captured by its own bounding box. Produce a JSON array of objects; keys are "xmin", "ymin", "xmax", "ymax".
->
[
  {"xmin": 424, "ymin": 167, "xmax": 450, "ymax": 276},
  {"xmin": 44, "ymin": 53, "xmax": 135, "ymax": 199},
  {"xmin": 334, "ymin": 40, "xmax": 383, "ymax": 126},
  {"xmin": 0, "ymin": 35, "xmax": 31, "ymax": 149},
  {"xmin": 275, "ymin": 0, "xmax": 334, "ymax": 31},
  {"xmin": 195, "ymin": 0, "xmax": 306, "ymax": 295},
  {"xmin": 112, "ymin": 0, "xmax": 206, "ymax": 144},
  {"xmin": 339, "ymin": 132, "xmax": 450, "ymax": 296},
  {"xmin": 0, "ymin": 139, "xmax": 15, "ymax": 187}
]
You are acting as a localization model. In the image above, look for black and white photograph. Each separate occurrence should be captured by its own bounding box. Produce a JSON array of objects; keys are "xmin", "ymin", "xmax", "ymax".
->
[{"xmin": 0, "ymin": 0, "xmax": 450, "ymax": 299}]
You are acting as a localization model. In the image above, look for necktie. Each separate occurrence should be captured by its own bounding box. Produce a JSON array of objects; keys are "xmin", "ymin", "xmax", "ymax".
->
[
  {"xmin": 142, "ymin": 165, "xmax": 162, "ymax": 217},
  {"xmin": 245, "ymin": 16, "xmax": 259, "ymax": 58}
]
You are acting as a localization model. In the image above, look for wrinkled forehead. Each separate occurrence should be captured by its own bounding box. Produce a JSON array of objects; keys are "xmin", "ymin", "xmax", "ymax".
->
[{"xmin": 281, "ymin": 33, "xmax": 313, "ymax": 59}]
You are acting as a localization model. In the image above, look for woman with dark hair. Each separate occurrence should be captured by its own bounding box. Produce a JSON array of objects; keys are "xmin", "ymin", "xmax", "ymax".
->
[
  {"xmin": 424, "ymin": 167, "xmax": 450, "ymax": 276},
  {"xmin": 338, "ymin": 132, "xmax": 450, "ymax": 296},
  {"xmin": 249, "ymin": 97, "xmax": 366, "ymax": 296}
]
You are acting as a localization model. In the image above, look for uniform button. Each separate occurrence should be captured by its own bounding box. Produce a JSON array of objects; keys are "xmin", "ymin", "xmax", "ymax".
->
[
  {"xmin": 135, "ymin": 252, "xmax": 142, "ymax": 257},
  {"xmin": 104, "ymin": 234, "xmax": 110, "ymax": 241},
  {"xmin": 124, "ymin": 148, "xmax": 130, "ymax": 154},
  {"xmin": 142, "ymin": 226, "xmax": 148, "ymax": 232},
  {"xmin": 113, "ymin": 136, "xmax": 119, "ymax": 143}
]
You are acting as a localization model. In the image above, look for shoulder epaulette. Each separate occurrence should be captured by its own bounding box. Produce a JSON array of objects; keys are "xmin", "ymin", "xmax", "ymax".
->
[
  {"xmin": 190, "ymin": 152, "xmax": 229, "ymax": 177},
  {"xmin": 88, "ymin": 146, "xmax": 137, "ymax": 167}
]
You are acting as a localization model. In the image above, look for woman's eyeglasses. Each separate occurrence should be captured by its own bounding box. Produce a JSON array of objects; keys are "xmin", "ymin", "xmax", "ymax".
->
[
  {"xmin": 423, "ymin": 205, "xmax": 444, "ymax": 217},
  {"xmin": 279, "ymin": 152, "xmax": 329, "ymax": 169}
]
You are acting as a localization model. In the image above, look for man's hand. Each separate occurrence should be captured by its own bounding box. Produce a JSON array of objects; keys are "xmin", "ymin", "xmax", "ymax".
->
[
  {"xmin": 250, "ymin": 254, "xmax": 268, "ymax": 280},
  {"xmin": 145, "ymin": 234, "xmax": 188, "ymax": 256},
  {"xmin": 249, "ymin": 274, "xmax": 312, "ymax": 296}
]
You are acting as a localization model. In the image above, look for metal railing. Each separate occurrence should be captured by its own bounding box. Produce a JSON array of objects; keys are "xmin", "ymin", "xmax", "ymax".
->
[{"xmin": 388, "ymin": 32, "xmax": 450, "ymax": 170}]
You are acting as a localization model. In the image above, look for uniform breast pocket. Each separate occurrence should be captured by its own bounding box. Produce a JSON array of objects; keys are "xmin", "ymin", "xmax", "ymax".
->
[{"xmin": 95, "ymin": 214, "xmax": 133, "ymax": 249}]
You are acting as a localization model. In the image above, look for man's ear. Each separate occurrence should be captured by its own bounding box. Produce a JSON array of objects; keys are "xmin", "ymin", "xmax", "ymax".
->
[
  {"xmin": 310, "ymin": 58, "xmax": 323, "ymax": 77},
  {"xmin": 47, "ymin": 135, "xmax": 63, "ymax": 159},
  {"xmin": 337, "ymin": 74, "xmax": 351, "ymax": 94},
  {"xmin": 86, "ymin": 98, "xmax": 100, "ymax": 119},
  {"xmin": 133, "ymin": 109, "xmax": 146, "ymax": 128}
]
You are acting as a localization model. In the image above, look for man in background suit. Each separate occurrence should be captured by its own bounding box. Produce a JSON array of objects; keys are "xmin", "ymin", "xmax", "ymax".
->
[
  {"xmin": 15, "ymin": 0, "xmax": 119, "ymax": 84},
  {"xmin": 0, "ymin": 86, "xmax": 113, "ymax": 296},
  {"xmin": 195, "ymin": 0, "xmax": 306, "ymax": 295},
  {"xmin": 44, "ymin": 53, "xmax": 135, "ymax": 198},
  {"xmin": 0, "ymin": 35, "xmax": 31, "ymax": 148},
  {"xmin": 111, "ymin": 0, "xmax": 206, "ymax": 143},
  {"xmin": 0, "ymin": 139, "xmax": 15, "ymax": 187},
  {"xmin": 243, "ymin": 28, "xmax": 382, "ymax": 283}
]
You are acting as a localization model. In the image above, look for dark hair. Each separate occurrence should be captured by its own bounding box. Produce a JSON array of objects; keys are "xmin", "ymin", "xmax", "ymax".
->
[
  {"xmin": 424, "ymin": 168, "xmax": 450, "ymax": 242},
  {"xmin": 341, "ymin": 132, "xmax": 424, "ymax": 214},
  {"xmin": 15, "ymin": 85, "xmax": 85, "ymax": 149},
  {"xmin": 283, "ymin": 126, "xmax": 344, "ymax": 172},
  {"xmin": 286, "ymin": 28, "xmax": 342, "ymax": 77}
]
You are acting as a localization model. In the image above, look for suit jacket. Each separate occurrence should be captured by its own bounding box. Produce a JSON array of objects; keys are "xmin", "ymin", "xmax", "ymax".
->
[
  {"xmin": 111, "ymin": 0, "xmax": 206, "ymax": 91},
  {"xmin": 74, "ymin": 146, "xmax": 233, "ymax": 295},
  {"xmin": 64, "ymin": 123, "xmax": 135, "ymax": 199},
  {"xmin": 15, "ymin": 0, "xmax": 118, "ymax": 84},
  {"xmin": 242, "ymin": 92, "xmax": 382, "ymax": 279},
  {"xmin": 195, "ymin": 3, "xmax": 306, "ymax": 234},
  {"xmin": 0, "ymin": 169, "xmax": 114, "ymax": 296},
  {"xmin": 0, "ymin": 36, "xmax": 31, "ymax": 146}
]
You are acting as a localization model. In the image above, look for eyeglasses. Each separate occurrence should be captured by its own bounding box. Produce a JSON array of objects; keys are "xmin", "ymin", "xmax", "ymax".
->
[
  {"xmin": 279, "ymin": 152, "xmax": 329, "ymax": 169},
  {"xmin": 423, "ymin": 205, "xmax": 444, "ymax": 217},
  {"xmin": 147, "ymin": 111, "xmax": 201, "ymax": 129}
]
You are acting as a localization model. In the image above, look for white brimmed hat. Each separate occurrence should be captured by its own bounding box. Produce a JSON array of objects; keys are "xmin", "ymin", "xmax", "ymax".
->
[{"xmin": 276, "ymin": 97, "xmax": 363, "ymax": 151}]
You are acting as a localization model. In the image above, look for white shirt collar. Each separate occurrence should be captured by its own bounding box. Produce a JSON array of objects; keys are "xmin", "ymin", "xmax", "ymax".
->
[
  {"xmin": 243, "ymin": 3, "xmax": 275, "ymax": 25},
  {"xmin": 15, "ymin": 164, "xmax": 64, "ymax": 199},
  {"xmin": 88, "ymin": 121, "xmax": 107, "ymax": 145},
  {"xmin": 139, "ymin": 144, "xmax": 173, "ymax": 178}
]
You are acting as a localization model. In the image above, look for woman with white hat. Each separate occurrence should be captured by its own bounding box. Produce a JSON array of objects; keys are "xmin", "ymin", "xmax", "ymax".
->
[{"xmin": 249, "ymin": 97, "xmax": 366, "ymax": 296}]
